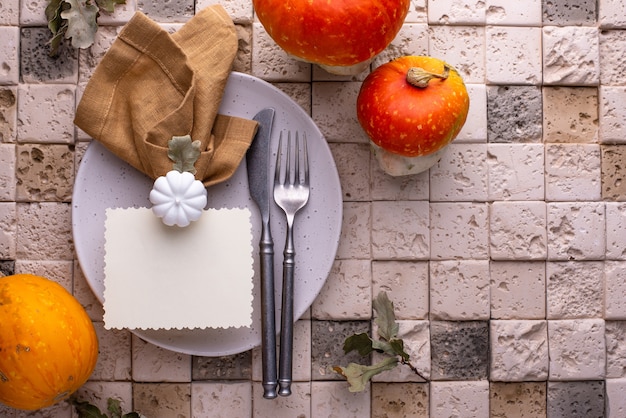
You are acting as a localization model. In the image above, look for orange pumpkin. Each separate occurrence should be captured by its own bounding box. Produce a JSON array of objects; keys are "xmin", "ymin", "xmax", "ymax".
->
[
  {"xmin": 253, "ymin": 0, "xmax": 410, "ymax": 75},
  {"xmin": 0, "ymin": 274, "xmax": 99, "ymax": 411}
]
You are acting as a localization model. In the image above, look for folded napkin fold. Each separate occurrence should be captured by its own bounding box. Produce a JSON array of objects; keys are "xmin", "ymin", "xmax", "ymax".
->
[{"xmin": 75, "ymin": 5, "xmax": 258, "ymax": 186}]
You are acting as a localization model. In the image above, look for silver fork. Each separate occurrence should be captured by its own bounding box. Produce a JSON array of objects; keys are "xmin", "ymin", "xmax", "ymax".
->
[{"xmin": 273, "ymin": 131, "xmax": 310, "ymax": 397}]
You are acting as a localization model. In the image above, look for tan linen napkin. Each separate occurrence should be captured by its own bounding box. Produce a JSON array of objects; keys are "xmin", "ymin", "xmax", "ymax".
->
[{"xmin": 75, "ymin": 5, "xmax": 258, "ymax": 187}]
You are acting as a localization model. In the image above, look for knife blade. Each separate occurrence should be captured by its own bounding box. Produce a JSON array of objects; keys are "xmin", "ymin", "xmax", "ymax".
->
[{"xmin": 247, "ymin": 108, "xmax": 278, "ymax": 399}]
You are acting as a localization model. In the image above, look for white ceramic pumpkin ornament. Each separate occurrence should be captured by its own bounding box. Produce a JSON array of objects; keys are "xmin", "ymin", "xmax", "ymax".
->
[{"xmin": 149, "ymin": 135, "xmax": 208, "ymax": 227}]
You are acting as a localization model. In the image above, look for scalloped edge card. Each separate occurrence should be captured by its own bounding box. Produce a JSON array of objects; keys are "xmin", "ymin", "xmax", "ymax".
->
[{"xmin": 103, "ymin": 207, "xmax": 253, "ymax": 330}]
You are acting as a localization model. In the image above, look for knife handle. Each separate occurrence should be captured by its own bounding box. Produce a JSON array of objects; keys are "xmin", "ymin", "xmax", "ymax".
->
[{"xmin": 259, "ymin": 224, "xmax": 278, "ymax": 399}]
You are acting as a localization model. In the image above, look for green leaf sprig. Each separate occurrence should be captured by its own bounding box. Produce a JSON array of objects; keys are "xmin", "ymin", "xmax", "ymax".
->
[
  {"xmin": 333, "ymin": 292, "xmax": 426, "ymax": 392},
  {"xmin": 71, "ymin": 396, "xmax": 144, "ymax": 418},
  {"xmin": 45, "ymin": 0, "xmax": 126, "ymax": 57},
  {"xmin": 167, "ymin": 135, "xmax": 202, "ymax": 174}
]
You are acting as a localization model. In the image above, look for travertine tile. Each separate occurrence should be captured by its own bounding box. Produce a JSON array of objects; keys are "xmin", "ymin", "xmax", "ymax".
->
[
  {"xmin": 312, "ymin": 82, "xmax": 366, "ymax": 143},
  {"xmin": 605, "ymin": 321, "xmax": 626, "ymax": 378},
  {"xmin": 311, "ymin": 381, "xmax": 370, "ymax": 418},
  {"xmin": 16, "ymin": 144, "xmax": 74, "ymax": 202},
  {"xmin": 490, "ymin": 320, "xmax": 548, "ymax": 381},
  {"xmin": 198, "ymin": 0, "xmax": 251, "ymax": 23},
  {"xmin": 14, "ymin": 259, "xmax": 72, "ymax": 292},
  {"xmin": 542, "ymin": 0, "xmax": 597, "ymax": 25},
  {"xmin": 599, "ymin": 30, "xmax": 626, "ymax": 86},
  {"xmin": 329, "ymin": 143, "xmax": 371, "ymax": 202},
  {"xmin": 0, "ymin": 27, "xmax": 19, "ymax": 85},
  {"xmin": 427, "ymin": 0, "xmax": 486, "ymax": 24},
  {"xmin": 606, "ymin": 378, "xmax": 626, "ymax": 417},
  {"xmin": 606, "ymin": 203, "xmax": 626, "ymax": 260},
  {"xmin": 233, "ymin": 23, "xmax": 252, "ymax": 74},
  {"xmin": 0, "ymin": 0, "xmax": 19, "ymax": 25},
  {"xmin": 0, "ymin": 203, "xmax": 16, "ymax": 260},
  {"xmin": 192, "ymin": 351, "xmax": 252, "ymax": 381},
  {"xmin": 372, "ymin": 382, "xmax": 429, "ymax": 418},
  {"xmin": 372, "ymin": 23, "xmax": 429, "ymax": 68},
  {"xmin": 430, "ymin": 260, "xmax": 490, "ymax": 320},
  {"xmin": 490, "ymin": 382, "xmax": 547, "ymax": 418},
  {"xmin": 371, "ymin": 260, "xmax": 429, "ymax": 320},
  {"xmin": 372, "ymin": 201, "xmax": 429, "ymax": 260},
  {"xmin": 430, "ymin": 321, "xmax": 489, "ymax": 380},
  {"xmin": 132, "ymin": 335, "xmax": 192, "ymax": 382},
  {"xmin": 20, "ymin": 27, "xmax": 78, "ymax": 83},
  {"xmin": 485, "ymin": 0, "xmax": 542, "ymax": 25},
  {"xmin": 430, "ymin": 202, "xmax": 489, "ymax": 260},
  {"xmin": 543, "ymin": 26, "xmax": 599, "ymax": 86},
  {"xmin": 17, "ymin": 84, "xmax": 76, "ymax": 144},
  {"xmin": 602, "ymin": 145, "xmax": 626, "ymax": 201},
  {"xmin": 273, "ymin": 83, "xmax": 311, "ymax": 115},
  {"xmin": 547, "ymin": 261, "xmax": 604, "ymax": 319},
  {"xmin": 0, "ymin": 86, "xmax": 17, "ymax": 143},
  {"xmin": 429, "ymin": 143, "xmax": 488, "ymax": 202},
  {"xmin": 545, "ymin": 144, "xmax": 601, "ymax": 201},
  {"xmin": 90, "ymin": 322, "xmax": 132, "ymax": 381},
  {"xmin": 546, "ymin": 202, "xmax": 606, "ymax": 260},
  {"xmin": 490, "ymin": 261, "xmax": 546, "ymax": 320},
  {"xmin": 548, "ymin": 319, "xmax": 606, "ymax": 380},
  {"xmin": 487, "ymin": 86, "xmax": 543, "ymax": 143},
  {"xmin": 599, "ymin": 0, "xmax": 626, "ymax": 28},
  {"xmin": 251, "ymin": 23, "xmax": 311, "ymax": 82},
  {"xmin": 19, "ymin": 0, "xmax": 47, "ymax": 25},
  {"xmin": 312, "ymin": 259, "xmax": 372, "ymax": 320},
  {"xmin": 370, "ymin": 161, "xmax": 429, "ymax": 201},
  {"xmin": 430, "ymin": 381, "xmax": 489, "ymax": 418},
  {"xmin": 455, "ymin": 84, "xmax": 488, "ymax": 142},
  {"xmin": 599, "ymin": 86, "xmax": 626, "ymax": 143},
  {"xmin": 428, "ymin": 26, "xmax": 485, "ymax": 83},
  {"xmin": 336, "ymin": 202, "xmax": 371, "ymax": 260},
  {"xmin": 543, "ymin": 87, "xmax": 599, "ymax": 143},
  {"xmin": 405, "ymin": 0, "xmax": 428, "ymax": 23},
  {"xmin": 547, "ymin": 381, "xmax": 606, "ymax": 417},
  {"xmin": 252, "ymin": 382, "xmax": 311, "ymax": 418},
  {"xmin": 73, "ymin": 381, "xmax": 134, "ymax": 415},
  {"xmin": 0, "ymin": 143, "xmax": 15, "ymax": 201},
  {"xmin": 606, "ymin": 262, "xmax": 626, "ymax": 319},
  {"xmin": 133, "ymin": 383, "xmax": 191, "ymax": 418},
  {"xmin": 372, "ymin": 320, "xmax": 430, "ymax": 382},
  {"xmin": 138, "ymin": 0, "xmax": 193, "ymax": 22},
  {"xmin": 191, "ymin": 382, "xmax": 252, "ymax": 418},
  {"xmin": 0, "ymin": 260, "xmax": 15, "ymax": 277},
  {"xmin": 311, "ymin": 320, "xmax": 370, "ymax": 380},
  {"xmin": 487, "ymin": 144, "xmax": 545, "ymax": 201},
  {"xmin": 490, "ymin": 201, "xmax": 547, "ymax": 260},
  {"xmin": 73, "ymin": 260, "xmax": 104, "ymax": 321},
  {"xmin": 16, "ymin": 202, "xmax": 74, "ymax": 260},
  {"xmin": 485, "ymin": 26, "xmax": 542, "ymax": 85}
]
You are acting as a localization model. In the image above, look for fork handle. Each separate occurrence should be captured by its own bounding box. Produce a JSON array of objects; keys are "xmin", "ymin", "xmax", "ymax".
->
[
  {"xmin": 278, "ymin": 221, "xmax": 296, "ymax": 396},
  {"xmin": 260, "ymin": 223, "xmax": 278, "ymax": 399}
]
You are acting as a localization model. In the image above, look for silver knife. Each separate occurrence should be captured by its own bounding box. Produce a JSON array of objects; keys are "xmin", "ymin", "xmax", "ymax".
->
[{"xmin": 247, "ymin": 108, "xmax": 278, "ymax": 399}]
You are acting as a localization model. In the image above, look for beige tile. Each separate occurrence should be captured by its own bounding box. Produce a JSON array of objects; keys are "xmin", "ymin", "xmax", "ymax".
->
[
  {"xmin": 252, "ymin": 381, "xmax": 311, "ymax": 417},
  {"xmin": 0, "ymin": 202, "xmax": 16, "ymax": 259},
  {"xmin": 372, "ymin": 382, "xmax": 429, "ymax": 418},
  {"xmin": 602, "ymin": 145, "xmax": 626, "ymax": 201},
  {"xmin": 490, "ymin": 382, "xmax": 547, "ymax": 417},
  {"xmin": 0, "ymin": 86, "xmax": 17, "ymax": 143},
  {"xmin": 0, "ymin": 143, "xmax": 15, "ymax": 201},
  {"xmin": 310, "ymin": 381, "xmax": 370, "ymax": 418},
  {"xmin": 16, "ymin": 144, "xmax": 74, "ymax": 202},
  {"xmin": 372, "ymin": 201, "xmax": 429, "ymax": 260},
  {"xmin": 543, "ymin": 87, "xmax": 599, "ymax": 143},
  {"xmin": 16, "ymin": 202, "xmax": 74, "ymax": 260},
  {"xmin": 372, "ymin": 260, "xmax": 429, "ymax": 320},
  {"xmin": 133, "ymin": 383, "xmax": 191, "ymax": 418},
  {"xmin": 91, "ymin": 322, "xmax": 132, "ymax": 381},
  {"xmin": 312, "ymin": 259, "xmax": 371, "ymax": 320},
  {"xmin": 17, "ymin": 84, "xmax": 76, "ymax": 144},
  {"xmin": 132, "ymin": 335, "xmax": 192, "ymax": 382},
  {"xmin": 191, "ymin": 382, "xmax": 252, "ymax": 418}
]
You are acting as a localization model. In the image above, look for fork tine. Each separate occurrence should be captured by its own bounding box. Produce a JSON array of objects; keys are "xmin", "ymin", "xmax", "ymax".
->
[
  {"xmin": 275, "ymin": 131, "xmax": 283, "ymax": 185},
  {"xmin": 293, "ymin": 132, "xmax": 299, "ymax": 186},
  {"xmin": 302, "ymin": 132, "xmax": 309, "ymax": 186}
]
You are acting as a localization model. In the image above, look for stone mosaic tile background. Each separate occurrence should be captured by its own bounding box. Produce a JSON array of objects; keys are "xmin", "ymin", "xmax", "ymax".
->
[{"xmin": 1, "ymin": 0, "xmax": 625, "ymax": 416}]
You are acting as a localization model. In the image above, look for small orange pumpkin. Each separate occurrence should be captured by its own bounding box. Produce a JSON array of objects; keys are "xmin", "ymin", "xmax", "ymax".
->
[{"xmin": 0, "ymin": 274, "xmax": 99, "ymax": 411}]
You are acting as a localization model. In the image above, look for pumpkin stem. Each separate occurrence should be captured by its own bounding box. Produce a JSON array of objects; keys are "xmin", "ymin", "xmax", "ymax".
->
[{"xmin": 406, "ymin": 64, "xmax": 450, "ymax": 88}]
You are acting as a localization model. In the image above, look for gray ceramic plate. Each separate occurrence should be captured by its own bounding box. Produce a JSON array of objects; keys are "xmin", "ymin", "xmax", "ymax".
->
[{"xmin": 72, "ymin": 72, "xmax": 343, "ymax": 356}]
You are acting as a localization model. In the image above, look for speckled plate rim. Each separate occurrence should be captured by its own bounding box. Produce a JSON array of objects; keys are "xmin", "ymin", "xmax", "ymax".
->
[{"xmin": 72, "ymin": 72, "xmax": 343, "ymax": 357}]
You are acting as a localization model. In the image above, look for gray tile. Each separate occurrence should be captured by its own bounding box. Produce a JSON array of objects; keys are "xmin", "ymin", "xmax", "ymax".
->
[
  {"xmin": 20, "ymin": 27, "xmax": 78, "ymax": 83},
  {"xmin": 430, "ymin": 321, "xmax": 489, "ymax": 380},
  {"xmin": 0, "ymin": 260, "xmax": 15, "ymax": 276},
  {"xmin": 311, "ymin": 320, "xmax": 371, "ymax": 380},
  {"xmin": 543, "ymin": 0, "xmax": 597, "ymax": 25},
  {"xmin": 547, "ymin": 381, "xmax": 605, "ymax": 418},
  {"xmin": 138, "ymin": 0, "xmax": 194, "ymax": 22},
  {"xmin": 192, "ymin": 351, "xmax": 252, "ymax": 381},
  {"xmin": 487, "ymin": 86, "xmax": 543, "ymax": 143}
]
